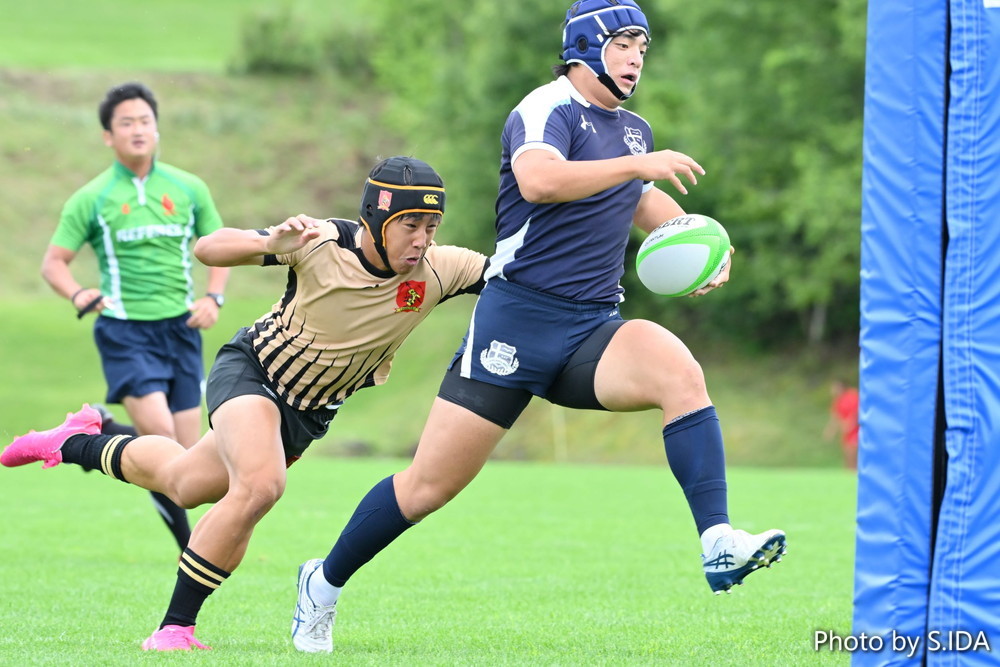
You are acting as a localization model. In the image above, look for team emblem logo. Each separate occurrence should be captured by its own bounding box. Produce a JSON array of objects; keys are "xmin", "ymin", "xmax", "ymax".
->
[
  {"xmin": 480, "ymin": 340, "xmax": 520, "ymax": 376},
  {"xmin": 162, "ymin": 193, "xmax": 176, "ymax": 216},
  {"xmin": 623, "ymin": 127, "xmax": 647, "ymax": 155},
  {"xmin": 395, "ymin": 280, "xmax": 426, "ymax": 312},
  {"xmin": 378, "ymin": 190, "xmax": 393, "ymax": 211}
]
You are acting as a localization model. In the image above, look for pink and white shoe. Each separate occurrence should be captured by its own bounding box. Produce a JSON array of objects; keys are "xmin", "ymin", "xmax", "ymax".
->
[
  {"xmin": 141, "ymin": 625, "xmax": 211, "ymax": 651},
  {"xmin": 1, "ymin": 404, "xmax": 102, "ymax": 469}
]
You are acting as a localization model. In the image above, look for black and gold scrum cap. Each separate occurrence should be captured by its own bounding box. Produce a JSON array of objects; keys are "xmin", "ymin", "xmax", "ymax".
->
[{"xmin": 359, "ymin": 156, "xmax": 446, "ymax": 264}]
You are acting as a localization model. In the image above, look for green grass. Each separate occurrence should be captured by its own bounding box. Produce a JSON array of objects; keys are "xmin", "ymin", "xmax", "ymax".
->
[
  {"xmin": 0, "ymin": 0, "xmax": 855, "ymax": 665},
  {"xmin": 0, "ymin": 7, "xmax": 857, "ymax": 663},
  {"xmin": 0, "ymin": 458, "xmax": 855, "ymax": 664},
  {"xmin": 0, "ymin": 0, "xmax": 343, "ymax": 72}
]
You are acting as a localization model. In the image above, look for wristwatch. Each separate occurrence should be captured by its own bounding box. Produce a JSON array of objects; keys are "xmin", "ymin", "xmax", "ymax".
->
[{"xmin": 206, "ymin": 292, "xmax": 225, "ymax": 308}]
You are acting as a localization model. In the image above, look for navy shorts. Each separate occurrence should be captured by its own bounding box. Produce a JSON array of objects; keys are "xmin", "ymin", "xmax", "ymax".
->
[
  {"xmin": 93, "ymin": 313, "xmax": 203, "ymax": 411},
  {"xmin": 205, "ymin": 328, "xmax": 338, "ymax": 458},
  {"xmin": 451, "ymin": 278, "xmax": 623, "ymax": 398}
]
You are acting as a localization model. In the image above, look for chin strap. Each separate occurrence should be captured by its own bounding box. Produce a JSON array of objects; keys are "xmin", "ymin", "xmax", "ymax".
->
[
  {"xmin": 375, "ymin": 243, "xmax": 393, "ymax": 271},
  {"xmin": 597, "ymin": 72, "xmax": 634, "ymax": 101}
]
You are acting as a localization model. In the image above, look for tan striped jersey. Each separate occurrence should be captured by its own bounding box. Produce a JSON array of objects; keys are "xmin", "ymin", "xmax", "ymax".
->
[{"xmin": 250, "ymin": 218, "xmax": 486, "ymax": 411}]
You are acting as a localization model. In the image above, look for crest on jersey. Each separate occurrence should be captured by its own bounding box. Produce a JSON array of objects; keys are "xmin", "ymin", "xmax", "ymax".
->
[
  {"xmin": 480, "ymin": 340, "xmax": 520, "ymax": 376},
  {"xmin": 623, "ymin": 126, "xmax": 647, "ymax": 156},
  {"xmin": 378, "ymin": 190, "xmax": 393, "ymax": 211},
  {"xmin": 395, "ymin": 280, "xmax": 426, "ymax": 312}
]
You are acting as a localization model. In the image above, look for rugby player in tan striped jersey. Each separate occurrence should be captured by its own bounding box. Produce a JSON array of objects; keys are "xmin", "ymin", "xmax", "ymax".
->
[{"xmin": 2, "ymin": 156, "xmax": 487, "ymax": 652}]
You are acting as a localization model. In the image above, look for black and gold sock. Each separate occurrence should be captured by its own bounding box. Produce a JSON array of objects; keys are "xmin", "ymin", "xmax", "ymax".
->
[
  {"xmin": 60, "ymin": 433, "xmax": 134, "ymax": 481},
  {"xmin": 160, "ymin": 548, "xmax": 231, "ymax": 628}
]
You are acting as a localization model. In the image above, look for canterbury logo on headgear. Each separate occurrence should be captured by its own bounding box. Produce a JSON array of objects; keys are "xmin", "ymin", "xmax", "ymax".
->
[
  {"xmin": 363, "ymin": 178, "xmax": 445, "ymax": 224},
  {"xmin": 358, "ymin": 156, "xmax": 446, "ymax": 268}
]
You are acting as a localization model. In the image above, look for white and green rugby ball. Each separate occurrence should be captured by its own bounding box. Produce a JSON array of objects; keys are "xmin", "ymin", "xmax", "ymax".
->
[{"xmin": 636, "ymin": 214, "xmax": 730, "ymax": 297}]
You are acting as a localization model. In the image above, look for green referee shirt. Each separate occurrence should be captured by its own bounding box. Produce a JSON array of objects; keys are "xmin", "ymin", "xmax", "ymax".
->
[{"xmin": 51, "ymin": 160, "xmax": 223, "ymax": 321}]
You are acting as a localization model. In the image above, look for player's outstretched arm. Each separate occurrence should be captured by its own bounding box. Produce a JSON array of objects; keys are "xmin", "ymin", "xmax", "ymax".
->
[
  {"xmin": 631, "ymin": 149, "xmax": 705, "ymax": 195},
  {"xmin": 513, "ymin": 149, "xmax": 704, "ymax": 204},
  {"xmin": 194, "ymin": 215, "xmax": 323, "ymax": 267},
  {"xmin": 633, "ymin": 186, "xmax": 686, "ymax": 233}
]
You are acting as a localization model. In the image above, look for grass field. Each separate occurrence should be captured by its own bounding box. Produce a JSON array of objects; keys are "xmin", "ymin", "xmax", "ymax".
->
[
  {"xmin": 0, "ymin": 9, "xmax": 859, "ymax": 665},
  {"xmin": 0, "ymin": 458, "xmax": 855, "ymax": 664},
  {"xmin": 0, "ymin": 0, "xmax": 344, "ymax": 71}
]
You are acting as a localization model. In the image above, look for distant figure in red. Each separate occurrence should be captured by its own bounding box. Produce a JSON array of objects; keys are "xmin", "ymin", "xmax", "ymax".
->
[{"xmin": 824, "ymin": 380, "xmax": 859, "ymax": 470}]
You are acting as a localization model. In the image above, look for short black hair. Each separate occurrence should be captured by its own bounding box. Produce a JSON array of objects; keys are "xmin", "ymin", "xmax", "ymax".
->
[
  {"xmin": 98, "ymin": 82, "xmax": 158, "ymax": 130},
  {"xmin": 552, "ymin": 63, "xmax": 574, "ymax": 78}
]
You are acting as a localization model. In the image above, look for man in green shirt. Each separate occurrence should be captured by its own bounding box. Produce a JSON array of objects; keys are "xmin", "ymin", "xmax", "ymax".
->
[{"xmin": 40, "ymin": 82, "xmax": 229, "ymax": 550}]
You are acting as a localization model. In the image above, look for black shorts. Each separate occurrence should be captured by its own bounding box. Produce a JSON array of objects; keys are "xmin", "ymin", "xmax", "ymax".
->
[
  {"xmin": 205, "ymin": 328, "xmax": 338, "ymax": 458},
  {"xmin": 93, "ymin": 313, "xmax": 203, "ymax": 411}
]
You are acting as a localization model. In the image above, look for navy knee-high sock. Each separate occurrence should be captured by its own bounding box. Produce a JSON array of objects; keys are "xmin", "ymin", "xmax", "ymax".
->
[
  {"xmin": 323, "ymin": 475, "xmax": 414, "ymax": 587},
  {"xmin": 662, "ymin": 406, "xmax": 729, "ymax": 535}
]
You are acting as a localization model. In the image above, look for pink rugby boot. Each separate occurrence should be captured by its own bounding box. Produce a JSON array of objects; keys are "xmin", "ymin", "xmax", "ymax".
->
[
  {"xmin": 141, "ymin": 625, "xmax": 211, "ymax": 651},
  {"xmin": 1, "ymin": 404, "xmax": 102, "ymax": 469}
]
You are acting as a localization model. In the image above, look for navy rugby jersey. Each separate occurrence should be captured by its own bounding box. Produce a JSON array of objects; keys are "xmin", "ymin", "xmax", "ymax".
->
[{"xmin": 488, "ymin": 75, "xmax": 654, "ymax": 303}]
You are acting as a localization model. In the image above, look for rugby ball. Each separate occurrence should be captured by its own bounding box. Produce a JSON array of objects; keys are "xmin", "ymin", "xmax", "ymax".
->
[{"xmin": 636, "ymin": 214, "xmax": 730, "ymax": 297}]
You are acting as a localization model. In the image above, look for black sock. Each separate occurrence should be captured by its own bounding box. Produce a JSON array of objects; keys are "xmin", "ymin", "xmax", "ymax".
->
[
  {"xmin": 99, "ymin": 419, "xmax": 191, "ymax": 549},
  {"xmin": 662, "ymin": 406, "xmax": 730, "ymax": 535},
  {"xmin": 160, "ymin": 548, "xmax": 230, "ymax": 628},
  {"xmin": 323, "ymin": 475, "xmax": 415, "ymax": 587},
  {"xmin": 150, "ymin": 491, "xmax": 191, "ymax": 550},
  {"xmin": 101, "ymin": 419, "xmax": 137, "ymax": 437},
  {"xmin": 61, "ymin": 433, "xmax": 134, "ymax": 481}
]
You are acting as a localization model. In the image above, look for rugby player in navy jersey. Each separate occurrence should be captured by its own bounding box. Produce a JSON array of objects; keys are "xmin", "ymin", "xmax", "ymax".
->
[
  {"xmin": 293, "ymin": 0, "xmax": 786, "ymax": 653},
  {"xmin": 3, "ymin": 156, "xmax": 487, "ymax": 652}
]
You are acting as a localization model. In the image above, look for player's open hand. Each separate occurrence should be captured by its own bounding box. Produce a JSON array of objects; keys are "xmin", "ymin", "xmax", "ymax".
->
[
  {"xmin": 688, "ymin": 246, "xmax": 734, "ymax": 297},
  {"xmin": 636, "ymin": 150, "xmax": 705, "ymax": 195},
  {"xmin": 266, "ymin": 214, "xmax": 323, "ymax": 254}
]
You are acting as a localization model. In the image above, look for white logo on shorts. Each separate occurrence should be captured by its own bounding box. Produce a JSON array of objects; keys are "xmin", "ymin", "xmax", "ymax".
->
[{"xmin": 480, "ymin": 340, "xmax": 520, "ymax": 376}]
